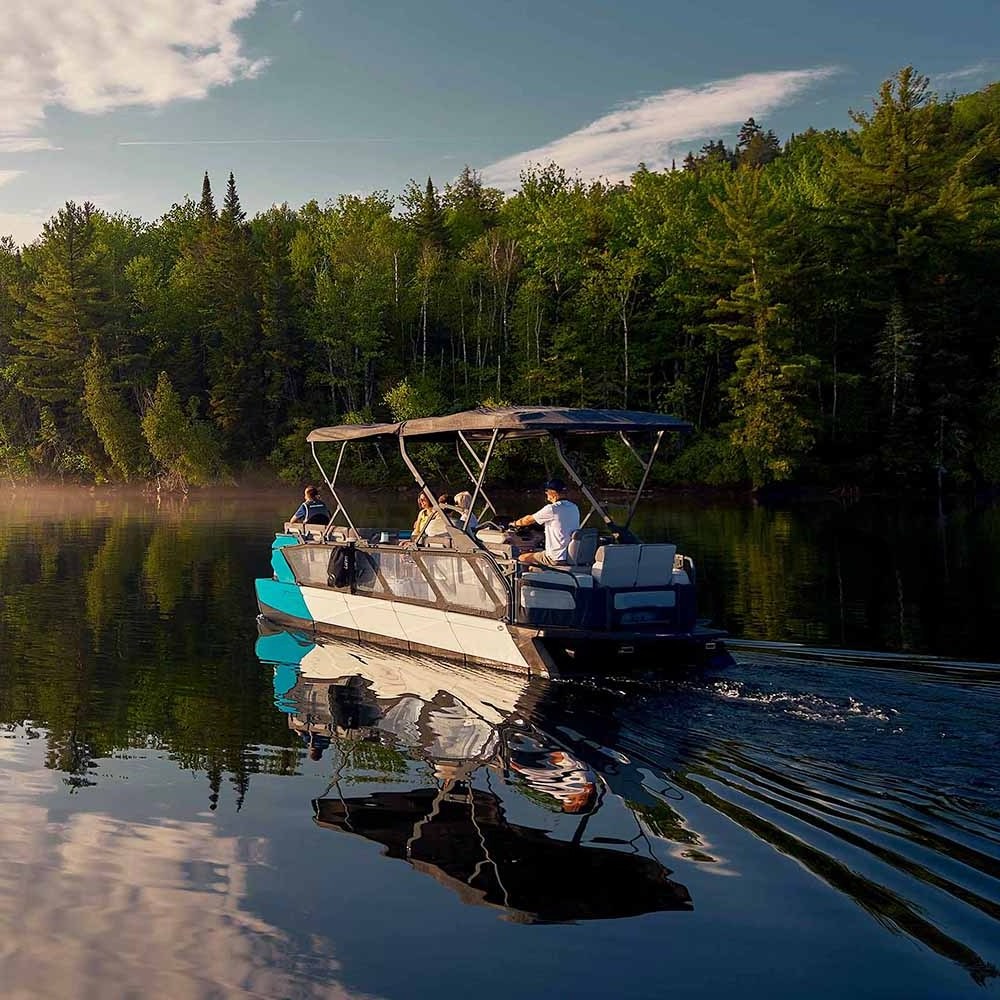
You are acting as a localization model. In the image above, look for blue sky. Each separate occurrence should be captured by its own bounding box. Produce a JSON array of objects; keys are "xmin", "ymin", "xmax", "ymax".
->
[{"xmin": 0, "ymin": 0, "xmax": 996, "ymax": 246}]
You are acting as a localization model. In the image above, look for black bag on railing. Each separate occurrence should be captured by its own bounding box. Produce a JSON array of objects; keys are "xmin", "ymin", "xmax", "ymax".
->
[{"xmin": 327, "ymin": 546, "xmax": 353, "ymax": 588}]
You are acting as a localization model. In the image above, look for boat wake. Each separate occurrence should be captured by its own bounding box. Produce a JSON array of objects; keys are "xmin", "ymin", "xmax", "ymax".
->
[
  {"xmin": 531, "ymin": 651, "xmax": 1000, "ymax": 987},
  {"xmin": 705, "ymin": 678, "xmax": 897, "ymax": 723}
]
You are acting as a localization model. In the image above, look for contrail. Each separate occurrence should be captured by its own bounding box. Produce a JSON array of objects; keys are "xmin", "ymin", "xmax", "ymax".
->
[{"xmin": 117, "ymin": 137, "xmax": 493, "ymax": 146}]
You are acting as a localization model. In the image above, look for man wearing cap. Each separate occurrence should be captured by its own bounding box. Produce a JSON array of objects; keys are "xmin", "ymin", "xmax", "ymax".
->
[{"xmin": 510, "ymin": 479, "xmax": 580, "ymax": 567}]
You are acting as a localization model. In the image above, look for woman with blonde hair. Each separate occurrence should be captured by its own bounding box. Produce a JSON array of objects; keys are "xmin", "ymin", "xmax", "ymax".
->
[{"xmin": 452, "ymin": 491, "xmax": 478, "ymax": 531}]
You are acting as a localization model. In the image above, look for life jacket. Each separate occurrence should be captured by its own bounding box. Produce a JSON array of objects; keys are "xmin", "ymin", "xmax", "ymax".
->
[{"xmin": 303, "ymin": 499, "xmax": 331, "ymax": 524}]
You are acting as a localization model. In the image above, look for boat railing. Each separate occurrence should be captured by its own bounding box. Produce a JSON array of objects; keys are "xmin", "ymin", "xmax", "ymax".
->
[{"xmin": 277, "ymin": 535, "xmax": 512, "ymax": 621}]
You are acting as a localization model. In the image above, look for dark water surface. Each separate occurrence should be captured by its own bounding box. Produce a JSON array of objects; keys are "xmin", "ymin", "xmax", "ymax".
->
[{"xmin": 1, "ymin": 488, "xmax": 999, "ymax": 999}]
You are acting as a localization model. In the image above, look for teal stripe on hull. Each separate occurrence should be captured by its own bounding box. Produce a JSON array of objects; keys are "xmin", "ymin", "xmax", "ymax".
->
[
  {"xmin": 270, "ymin": 534, "xmax": 301, "ymax": 582},
  {"xmin": 256, "ymin": 578, "xmax": 313, "ymax": 624}
]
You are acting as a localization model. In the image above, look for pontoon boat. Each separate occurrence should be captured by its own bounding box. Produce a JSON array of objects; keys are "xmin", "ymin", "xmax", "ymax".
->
[{"xmin": 255, "ymin": 407, "xmax": 730, "ymax": 676}]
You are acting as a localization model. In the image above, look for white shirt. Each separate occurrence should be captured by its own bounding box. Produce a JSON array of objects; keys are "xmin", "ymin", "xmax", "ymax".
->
[{"xmin": 530, "ymin": 499, "xmax": 581, "ymax": 563}]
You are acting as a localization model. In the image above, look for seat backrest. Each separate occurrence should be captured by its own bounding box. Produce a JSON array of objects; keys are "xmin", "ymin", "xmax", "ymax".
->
[
  {"xmin": 635, "ymin": 544, "xmax": 677, "ymax": 587},
  {"xmin": 592, "ymin": 545, "xmax": 641, "ymax": 588},
  {"xmin": 566, "ymin": 528, "xmax": 599, "ymax": 567},
  {"xmin": 422, "ymin": 533, "xmax": 454, "ymax": 549}
]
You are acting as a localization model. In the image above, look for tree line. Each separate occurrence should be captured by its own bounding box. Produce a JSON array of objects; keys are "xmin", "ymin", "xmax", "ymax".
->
[{"xmin": 0, "ymin": 67, "xmax": 998, "ymax": 491}]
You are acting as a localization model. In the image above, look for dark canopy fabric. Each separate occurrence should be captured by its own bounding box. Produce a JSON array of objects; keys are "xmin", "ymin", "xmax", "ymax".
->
[{"xmin": 307, "ymin": 407, "xmax": 691, "ymax": 443}]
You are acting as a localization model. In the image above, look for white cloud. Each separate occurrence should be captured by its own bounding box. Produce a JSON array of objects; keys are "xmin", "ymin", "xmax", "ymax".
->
[
  {"xmin": 0, "ymin": 0, "xmax": 268, "ymax": 135},
  {"xmin": 293, "ymin": 9, "xmax": 304, "ymax": 23},
  {"xmin": 0, "ymin": 136, "xmax": 59, "ymax": 153},
  {"xmin": 0, "ymin": 171, "xmax": 24, "ymax": 188},
  {"xmin": 934, "ymin": 63, "xmax": 992, "ymax": 83},
  {"xmin": 481, "ymin": 67, "xmax": 838, "ymax": 190}
]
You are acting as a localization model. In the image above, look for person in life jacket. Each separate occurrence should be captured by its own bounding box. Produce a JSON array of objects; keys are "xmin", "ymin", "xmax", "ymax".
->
[{"xmin": 290, "ymin": 485, "xmax": 331, "ymax": 524}]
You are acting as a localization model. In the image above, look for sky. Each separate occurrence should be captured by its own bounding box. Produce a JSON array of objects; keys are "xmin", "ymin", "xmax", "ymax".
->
[{"xmin": 0, "ymin": 0, "xmax": 996, "ymax": 246}]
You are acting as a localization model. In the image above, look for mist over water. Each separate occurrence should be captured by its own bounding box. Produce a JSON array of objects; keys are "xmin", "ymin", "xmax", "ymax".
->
[{"xmin": 1, "ymin": 489, "xmax": 998, "ymax": 998}]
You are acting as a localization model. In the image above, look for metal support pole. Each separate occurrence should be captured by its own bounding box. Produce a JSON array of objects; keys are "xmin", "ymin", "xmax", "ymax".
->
[
  {"xmin": 313, "ymin": 440, "xmax": 359, "ymax": 539},
  {"xmin": 551, "ymin": 436, "xmax": 616, "ymax": 531},
  {"xmin": 622, "ymin": 430, "xmax": 664, "ymax": 531},
  {"xmin": 398, "ymin": 432, "xmax": 445, "ymax": 523},
  {"xmin": 463, "ymin": 429, "xmax": 499, "ymax": 530},
  {"xmin": 457, "ymin": 431, "xmax": 499, "ymax": 522}
]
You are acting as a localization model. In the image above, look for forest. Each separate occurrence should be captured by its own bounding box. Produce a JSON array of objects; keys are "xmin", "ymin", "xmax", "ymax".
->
[{"xmin": 0, "ymin": 67, "xmax": 998, "ymax": 492}]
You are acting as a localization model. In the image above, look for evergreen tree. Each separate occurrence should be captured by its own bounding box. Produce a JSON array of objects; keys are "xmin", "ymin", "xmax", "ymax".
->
[
  {"xmin": 0, "ymin": 237, "xmax": 33, "ymax": 478},
  {"xmin": 700, "ymin": 139, "xmax": 735, "ymax": 168},
  {"xmin": 199, "ymin": 172, "xmax": 217, "ymax": 225},
  {"xmin": 403, "ymin": 176, "xmax": 447, "ymax": 249},
  {"xmin": 693, "ymin": 169, "xmax": 816, "ymax": 483},
  {"xmin": 872, "ymin": 299, "xmax": 932, "ymax": 481},
  {"xmin": 443, "ymin": 166, "xmax": 503, "ymax": 250},
  {"xmin": 82, "ymin": 346, "xmax": 151, "ymax": 479},
  {"xmin": 737, "ymin": 117, "xmax": 781, "ymax": 167},
  {"xmin": 737, "ymin": 117, "xmax": 762, "ymax": 148},
  {"xmin": 255, "ymin": 204, "xmax": 303, "ymax": 439},
  {"xmin": 221, "ymin": 171, "xmax": 246, "ymax": 229},
  {"xmin": 14, "ymin": 202, "xmax": 103, "ymax": 411},
  {"xmin": 830, "ymin": 66, "xmax": 998, "ymax": 480},
  {"xmin": 183, "ymin": 171, "xmax": 264, "ymax": 458},
  {"xmin": 141, "ymin": 371, "xmax": 224, "ymax": 487}
]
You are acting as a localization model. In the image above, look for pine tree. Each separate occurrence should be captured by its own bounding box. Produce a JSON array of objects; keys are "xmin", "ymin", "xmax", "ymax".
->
[
  {"xmin": 82, "ymin": 345, "xmax": 151, "ymax": 479},
  {"xmin": 443, "ymin": 166, "xmax": 502, "ymax": 250},
  {"xmin": 403, "ymin": 176, "xmax": 447, "ymax": 249},
  {"xmin": 257, "ymin": 204, "xmax": 302, "ymax": 439},
  {"xmin": 699, "ymin": 139, "xmax": 735, "ymax": 168},
  {"xmin": 221, "ymin": 171, "xmax": 246, "ymax": 229},
  {"xmin": 738, "ymin": 118, "xmax": 781, "ymax": 168},
  {"xmin": 141, "ymin": 371, "xmax": 224, "ymax": 487},
  {"xmin": 830, "ymin": 66, "xmax": 995, "ymax": 480},
  {"xmin": 199, "ymin": 172, "xmax": 217, "ymax": 224},
  {"xmin": 693, "ymin": 169, "xmax": 816, "ymax": 483},
  {"xmin": 14, "ymin": 202, "xmax": 103, "ymax": 408},
  {"xmin": 738, "ymin": 117, "xmax": 762, "ymax": 148},
  {"xmin": 182, "ymin": 171, "xmax": 264, "ymax": 458}
]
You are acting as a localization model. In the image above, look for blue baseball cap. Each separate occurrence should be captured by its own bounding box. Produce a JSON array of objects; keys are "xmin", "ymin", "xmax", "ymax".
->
[{"xmin": 543, "ymin": 478, "xmax": 567, "ymax": 492}]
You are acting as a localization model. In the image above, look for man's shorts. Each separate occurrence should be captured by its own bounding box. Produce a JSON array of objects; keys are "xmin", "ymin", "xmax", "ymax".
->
[{"xmin": 529, "ymin": 551, "xmax": 561, "ymax": 567}]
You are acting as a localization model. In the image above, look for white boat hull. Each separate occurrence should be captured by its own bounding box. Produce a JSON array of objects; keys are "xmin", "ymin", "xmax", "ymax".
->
[{"xmin": 257, "ymin": 578, "xmax": 544, "ymax": 674}]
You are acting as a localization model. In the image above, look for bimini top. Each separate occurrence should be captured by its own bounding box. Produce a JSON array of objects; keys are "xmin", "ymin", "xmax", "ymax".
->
[{"xmin": 307, "ymin": 406, "xmax": 692, "ymax": 443}]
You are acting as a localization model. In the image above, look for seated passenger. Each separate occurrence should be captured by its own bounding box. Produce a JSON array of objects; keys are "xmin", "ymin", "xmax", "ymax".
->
[
  {"xmin": 452, "ymin": 491, "xmax": 479, "ymax": 532},
  {"xmin": 510, "ymin": 478, "xmax": 580, "ymax": 567},
  {"xmin": 290, "ymin": 485, "xmax": 331, "ymax": 525},
  {"xmin": 424, "ymin": 494, "xmax": 457, "ymax": 536},
  {"xmin": 411, "ymin": 491, "xmax": 433, "ymax": 537},
  {"xmin": 404, "ymin": 490, "xmax": 448, "ymax": 547}
]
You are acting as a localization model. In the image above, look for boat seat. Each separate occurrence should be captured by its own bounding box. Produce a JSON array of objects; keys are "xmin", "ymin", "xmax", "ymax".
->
[
  {"xmin": 525, "ymin": 528, "xmax": 600, "ymax": 574},
  {"xmin": 565, "ymin": 528, "xmax": 599, "ymax": 567},
  {"xmin": 592, "ymin": 544, "xmax": 678, "ymax": 588},
  {"xmin": 592, "ymin": 543, "xmax": 678, "ymax": 588},
  {"xmin": 592, "ymin": 545, "xmax": 642, "ymax": 588},
  {"xmin": 636, "ymin": 544, "xmax": 677, "ymax": 586}
]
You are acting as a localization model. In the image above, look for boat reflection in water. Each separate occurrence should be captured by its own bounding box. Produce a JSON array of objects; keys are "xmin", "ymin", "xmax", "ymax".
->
[{"xmin": 256, "ymin": 625, "xmax": 692, "ymax": 923}]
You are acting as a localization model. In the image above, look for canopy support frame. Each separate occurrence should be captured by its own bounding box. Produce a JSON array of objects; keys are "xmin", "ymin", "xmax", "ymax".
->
[
  {"xmin": 456, "ymin": 430, "xmax": 500, "ymax": 527},
  {"xmin": 312, "ymin": 440, "xmax": 359, "ymax": 539},
  {"xmin": 397, "ymin": 433, "xmax": 447, "ymax": 525},
  {"xmin": 620, "ymin": 430, "xmax": 665, "ymax": 531},
  {"xmin": 552, "ymin": 436, "xmax": 617, "ymax": 533}
]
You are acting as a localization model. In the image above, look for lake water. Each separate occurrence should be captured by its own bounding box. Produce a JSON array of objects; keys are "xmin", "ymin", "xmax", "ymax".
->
[{"xmin": 1, "ymin": 488, "xmax": 998, "ymax": 999}]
